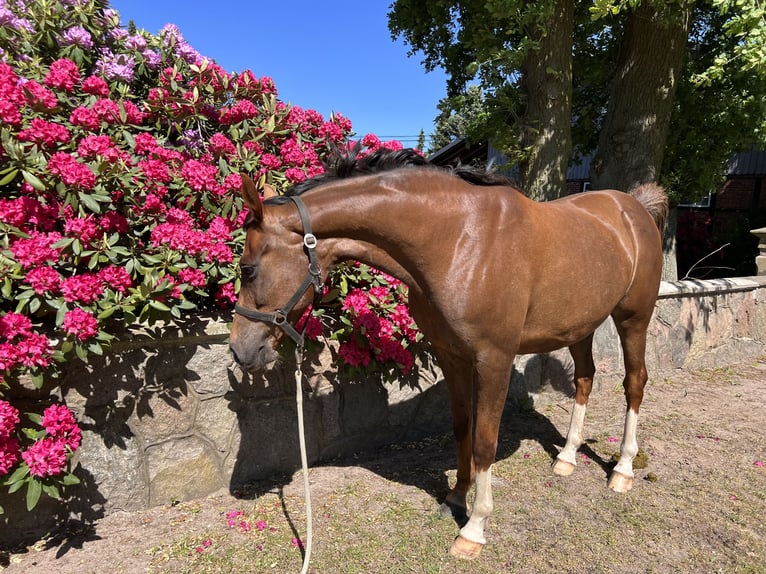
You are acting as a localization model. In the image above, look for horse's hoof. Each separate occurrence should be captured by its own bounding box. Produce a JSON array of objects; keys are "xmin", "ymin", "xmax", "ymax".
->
[
  {"xmin": 552, "ymin": 459, "xmax": 576, "ymax": 477},
  {"xmin": 608, "ymin": 471, "xmax": 634, "ymax": 493},
  {"xmin": 449, "ymin": 535, "xmax": 484, "ymax": 559}
]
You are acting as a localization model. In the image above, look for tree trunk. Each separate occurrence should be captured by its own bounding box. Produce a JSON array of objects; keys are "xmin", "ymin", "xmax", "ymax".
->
[
  {"xmin": 518, "ymin": 0, "xmax": 574, "ymax": 201},
  {"xmin": 590, "ymin": 2, "xmax": 691, "ymax": 192},
  {"xmin": 662, "ymin": 207, "xmax": 678, "ymax": 281}
]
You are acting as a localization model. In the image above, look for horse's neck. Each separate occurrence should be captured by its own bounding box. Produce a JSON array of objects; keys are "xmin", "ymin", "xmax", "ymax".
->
[{"xmin": 302, "ymin": 177, "xmax": 442, "ymax": 288}]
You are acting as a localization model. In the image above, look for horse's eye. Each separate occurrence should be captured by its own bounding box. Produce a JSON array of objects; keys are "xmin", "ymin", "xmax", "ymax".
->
[{"xmin": 240, "ymin": 264, "xmax": 258, "ymax": 283}]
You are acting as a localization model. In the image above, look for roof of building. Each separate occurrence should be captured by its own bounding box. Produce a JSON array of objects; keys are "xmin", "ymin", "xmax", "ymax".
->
[{"xmin": 430, "ymin": 138, "xmax": 766, "ymax": 179}]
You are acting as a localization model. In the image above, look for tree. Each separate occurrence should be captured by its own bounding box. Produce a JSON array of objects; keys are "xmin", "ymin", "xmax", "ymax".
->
[
  {"xmin": 389, "ymin": 0, "xmax": 575, "ymax": 201},
  {"xmin": 391, "ymin": 0, "xmax": 766, "ymax": 279},
  {"xmin": 429, "ymin": 84, "xmax": 486, "ymax": 153}
]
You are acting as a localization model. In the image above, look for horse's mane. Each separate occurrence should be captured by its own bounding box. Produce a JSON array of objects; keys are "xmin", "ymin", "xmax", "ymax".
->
[{"xmin": 266, "ymin": 148, "xmax": 517, "ymax": 205}]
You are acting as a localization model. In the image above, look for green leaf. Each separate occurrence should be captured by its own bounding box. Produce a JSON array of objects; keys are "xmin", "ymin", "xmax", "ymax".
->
[
  {"xmin": 149, "ymin": 300, "xmax": 171, "ymax": 312},
  {"xmin": 21, "ymin": 170, "xmax": 45, "ymax": 191},
  {"xmin": 4, "ymin": 464, "xmax": 29, "ymax": 485},
  {"xmin": 26, "ymin": 480, "xmax": 42, "ymax": 511},
  {"xmin": 75, "ymin": 343, "xmax": 88, "ymax": 362},
  {"xmin": 78, "ymin": 192, "xmax": 101, "ymax": 213},
  {"xmin": 0, "ymin": 168, "xmax": 18, "ymax": 186},
  {"xmin": 42, "ymin": 482, "xmax": 61, "ymax": 500},
  {"xmin": 60, "ymin": 473, "xmax": 81, "ymax": 486}
]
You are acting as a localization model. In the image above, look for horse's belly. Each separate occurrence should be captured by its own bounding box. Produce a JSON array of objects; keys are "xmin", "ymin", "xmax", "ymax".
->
[{"xmin": 517, "ymin": 315, "xmax": 609, "ymax": 355}]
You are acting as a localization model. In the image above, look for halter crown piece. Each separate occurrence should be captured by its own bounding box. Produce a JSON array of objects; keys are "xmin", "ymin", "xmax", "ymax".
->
[{"xmin": 234, "ymin": 195, "xmax": 322, "ymax": 349}]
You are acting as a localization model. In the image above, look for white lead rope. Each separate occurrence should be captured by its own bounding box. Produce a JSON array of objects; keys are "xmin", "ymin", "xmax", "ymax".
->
[{"xmin": 295, "ymin": 349, "xmax": 313, "ymax": 574}]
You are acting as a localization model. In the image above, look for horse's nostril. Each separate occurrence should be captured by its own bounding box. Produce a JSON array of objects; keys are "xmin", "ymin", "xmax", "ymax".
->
[{"xmin": 230, "ymin": 347, "xmax": 241, "ymax": 365}]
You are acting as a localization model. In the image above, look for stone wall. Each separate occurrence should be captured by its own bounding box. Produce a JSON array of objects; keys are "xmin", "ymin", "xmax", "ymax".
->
[{"xmin": 2, "ymin": 277, "xmax": 765, "ymax": 547}]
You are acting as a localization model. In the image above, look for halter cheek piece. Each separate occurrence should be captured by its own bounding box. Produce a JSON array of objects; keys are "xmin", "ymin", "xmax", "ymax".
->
[{"xmin": 234, "ymin": 196, "xmax": 323, "ymax": 349}]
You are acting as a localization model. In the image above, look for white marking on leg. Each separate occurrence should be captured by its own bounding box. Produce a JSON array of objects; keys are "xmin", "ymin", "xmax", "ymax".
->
[
  {"xmin": 459, "ymin": 467, "xmax": 492, "ymax": 545},
  {"xmin": 613, "ymin": 408, "xmax": 639, "ymax": 477},
  {"xmin": 557, "ymin": 402, "xmax": 587, "ymax": 466}
]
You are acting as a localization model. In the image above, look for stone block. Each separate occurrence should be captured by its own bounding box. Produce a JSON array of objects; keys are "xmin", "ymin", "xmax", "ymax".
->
[{"xmin": 145, "ymin": 436, "xmax": 224, "ymax": 506}]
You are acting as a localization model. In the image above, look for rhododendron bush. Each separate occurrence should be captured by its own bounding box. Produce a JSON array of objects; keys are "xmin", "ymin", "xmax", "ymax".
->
[
  {"xmin": 0, "ymin": 0, "xmax": 426, "ymax": 489},
  {"xmin": 0, "ymin": 0, "xmax": 424, "ymax": 509}
]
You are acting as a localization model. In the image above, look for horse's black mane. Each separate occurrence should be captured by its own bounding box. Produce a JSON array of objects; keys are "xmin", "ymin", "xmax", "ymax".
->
[{"xmin": 266, "ymin": 148, "xmax": 516, "ymax": 205}]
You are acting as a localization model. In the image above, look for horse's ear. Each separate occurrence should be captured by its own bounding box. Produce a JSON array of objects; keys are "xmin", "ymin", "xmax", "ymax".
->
[
  {"xmin": 262, "ymin": 183, "xmax": 278, "ymax": 199},
  {"xmin": 240, "ymin": 174, "xmax": 263, "ymax": 223}
]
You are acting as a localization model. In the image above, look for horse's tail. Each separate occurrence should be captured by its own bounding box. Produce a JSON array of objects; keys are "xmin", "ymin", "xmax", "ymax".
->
[{"xmin": 630, "ymin": 183, "xmax": 669, "ymax": 235}]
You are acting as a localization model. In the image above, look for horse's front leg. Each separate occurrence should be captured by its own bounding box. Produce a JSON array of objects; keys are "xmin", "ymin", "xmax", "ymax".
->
[
  {"xmin": 433, "ymin": 349, "xmax": 474, "ymax": 523},
  {"xmin": 450, "ymin": 352, "xmax": 513, "ymax": 560},
  {"xmin": 554, "ymin": 335, "xmax": 596, "ymax": 476}
]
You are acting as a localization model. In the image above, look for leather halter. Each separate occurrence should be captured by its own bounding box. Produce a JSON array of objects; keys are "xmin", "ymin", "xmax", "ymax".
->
[{"xmin": 233, "ymin": 195, "xmax": 322, "ymax": 348}]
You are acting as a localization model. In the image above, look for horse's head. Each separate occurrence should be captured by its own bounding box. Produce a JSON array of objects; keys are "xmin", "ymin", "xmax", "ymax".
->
[{"xmin": 229, "ymin": 175, "xmax": 319, "ymax": 372}]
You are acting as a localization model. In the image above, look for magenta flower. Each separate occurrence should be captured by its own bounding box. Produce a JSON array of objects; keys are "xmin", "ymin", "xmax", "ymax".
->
[
  {"xmin": 25, "ymin": 267, "xmax": 61, "ymax": 295},
  {"xmin": 99, "ymin": 266, "xmax": 133, "ymax": 293},
  {"xmin": 61, "ymin": 274, "xmax": 104, "ymax": 304},
  {"xmin": 44, "ymin": 58, "xmax": 81, "ymax": 92},
  {"xmin": 0, "ymin": 436, "xmax": 20, "ymax": 476},
  {"xmin": 0, "ymin": 400, "xmax": 20, "ymax": 439},
  {"xmin": 62, "ymin": 308, "xmax": 99, "ymax": 341},
  {"xmin": 14, "ymin": 333, "xmax": 52, "ymax": 369},
  {"xmin": 22, "ymin": 437, "xmax": 67, "ymax": 478},
  {"xmin": 0, "ymin": 311, "xmax": 33, "ymax": 339},
  {"xmin": 17, "ymin": 118, "xmax": 71, "ymax": 147},
  {"xmin": 80, "ymin": 75, "xmax": 109, "ymax": 97}
]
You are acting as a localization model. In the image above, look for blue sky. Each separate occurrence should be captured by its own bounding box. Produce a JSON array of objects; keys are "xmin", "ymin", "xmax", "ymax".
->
[{"xmin": 109, "ymin": 0, "xmax": 447, "ymax": 148}]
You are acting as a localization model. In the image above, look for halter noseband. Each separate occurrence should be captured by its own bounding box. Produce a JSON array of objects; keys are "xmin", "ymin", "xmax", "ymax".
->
[{"xmin": 234, "ymin": 195, "xmax": 322, "ymax": 349}]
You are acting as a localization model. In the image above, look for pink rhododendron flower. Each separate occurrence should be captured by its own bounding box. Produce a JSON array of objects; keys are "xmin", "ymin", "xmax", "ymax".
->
[
  {"xmin": 22, "ymin": 80, "xmax": 58, "ymax": 109},
  {"xmin": 22, "ymin": 437, "xmax": 67, "ymax": 478},
  {"xmin": 338, "ymin": 338, "xmax": 371, "ymax": 368},
  {"xmin": 61, "ymin": 273, "xmax": 104, "ymax": 304},
  {"xmin": 219, "ymin": 99, "xmax": 258, "ymax": 124},
  {"xmin": 0, "ymin": 99, "xmax": 21, "ymax": 125},
  {"xmin": 69, "ymin": 106, "xmax": 101, "ymax": 130},
  {"xmin": 0, "ymin": 343, "xmax": 18, "ymax": 372},
  {"xmin": 44, "ymin": 58, "xmax": 81, "ymax": 92},
  {"xmin": 15, "ymin": 333, "xmax": 53, "ymax": 369},
  {"xmin": 62, "ymin": 308, "xmax": 99, "ymax": 342},
  {"xmin": 41, "ymin": 403, "xmax": 81, "ymax": 450},
  {"xmin": 342, "ymin": 289, "xmax": 371, "ymax": 315},
  {"xmin": 215, "ymin": 284, "xmax": 237, "ymax": 308},
  {"xmin": 25, "ymin": 266, "xmax": 61, "ymax": 294},
  {"xmin": 9, "ymin": 231, "xmax": 63, "ymax": 267},
  {"xmin": 99, "ymin": 266, "xmax": 133, "ymax": 292},
  {"xmin": 99, "ymin": 211, "xmax": 129, "ymax": 233},
  {"xmin": 81, "ymin": 75, "xmax": 109, "ymax": 96},
  {"xmin": 47, "ymin": 152, "xmax": 96, "ymax": 189},
  {"xmin": 178, "ymin": 268, "xmax": 206, "ymax": 288},
  {"xmin": 0, "ymin": 400, "xmax": 20, "ymax": 439},
  {"xmin": 139, "ymin": 158, "xmax": 172, "ymax": 183},
  {"xmin": 209, "ymin": 133, "xmax": 236, "ymax": 156},
  {"xmin": 0, "ymin": 436, "xmax": 20, "ymax": 475},
  {"xmin": 181, "ymin": 159, "xmax": 219, "ymax": 192},
  {"xmin": 65, "ymin": 216, "xmax": 100, "ymax": 244},
  {"xmin": 0, "ymin": 312, "xmax": 33, "ymax": 339},
  {"xmin": 17, "ymin": 118, "xmax": 71, "ymax": 147}
]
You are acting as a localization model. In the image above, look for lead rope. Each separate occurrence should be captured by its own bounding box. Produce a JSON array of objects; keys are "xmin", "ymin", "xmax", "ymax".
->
[{"xmin": 295, "ymin": 345, "xmax": 313, "ymax": 574}]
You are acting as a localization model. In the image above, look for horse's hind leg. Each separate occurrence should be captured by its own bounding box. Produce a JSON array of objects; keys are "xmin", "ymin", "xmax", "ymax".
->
[
  {"xmin": 608, "ymin": 313, "xmax": 651, "ymax": 493},
  {"xmin": 553, "ymin": 334, "xmax": 596, "ymax": 476}
]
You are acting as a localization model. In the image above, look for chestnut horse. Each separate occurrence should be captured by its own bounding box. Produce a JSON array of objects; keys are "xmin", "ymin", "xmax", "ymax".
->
[{"xmin": 229, "ymin": 149, "xmax": 668, "ymax": 559}]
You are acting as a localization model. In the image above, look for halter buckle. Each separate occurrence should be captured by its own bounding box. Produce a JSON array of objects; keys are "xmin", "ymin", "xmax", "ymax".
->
[{"xmin": 303, "ymin": 233, "xmax": 317, "ymax": 249}]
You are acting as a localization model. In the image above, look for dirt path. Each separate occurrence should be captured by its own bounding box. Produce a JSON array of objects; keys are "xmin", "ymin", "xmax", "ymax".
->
[{"xmin": 2, "ymin": 359, "xmax": 765, "ymax": 573}]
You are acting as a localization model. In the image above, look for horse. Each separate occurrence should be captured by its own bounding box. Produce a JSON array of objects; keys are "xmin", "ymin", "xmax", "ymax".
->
[{"xmin": 229, "ymin": 149, "xmax": 668, "ymax": 559}]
